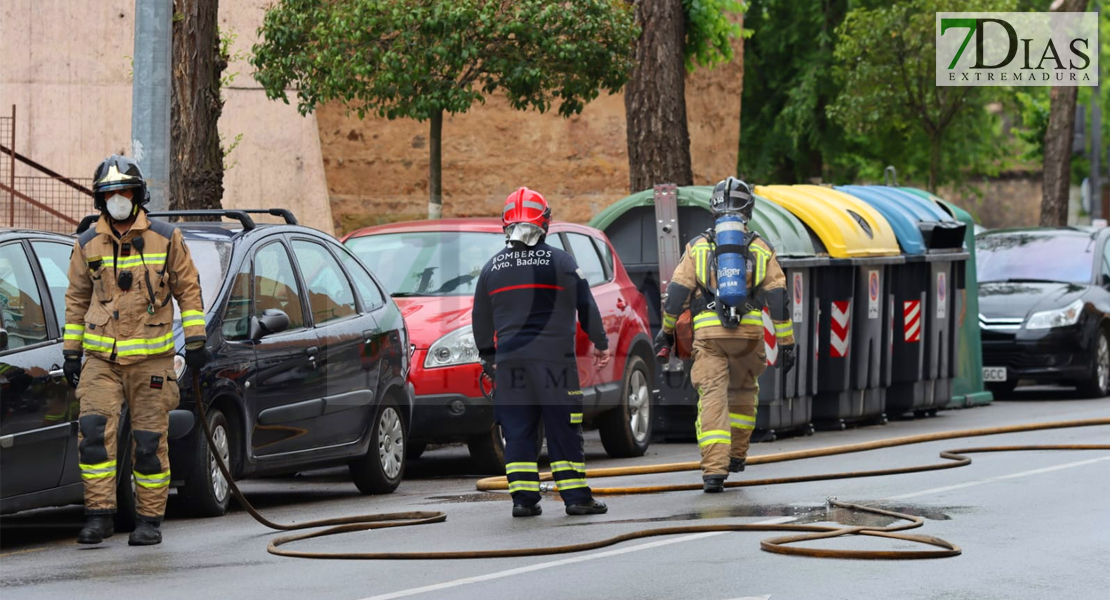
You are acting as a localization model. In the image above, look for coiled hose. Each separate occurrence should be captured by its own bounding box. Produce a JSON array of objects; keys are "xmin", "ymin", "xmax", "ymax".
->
[{"xmin": 193, "ymin": 374, "xmax": 1109, "ymax": 560}]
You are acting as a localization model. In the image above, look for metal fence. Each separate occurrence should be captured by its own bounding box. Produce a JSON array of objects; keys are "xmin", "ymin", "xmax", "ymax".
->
[{"xmin": 1, "ymin": 105, "xmax": 92, "ymax": 234}]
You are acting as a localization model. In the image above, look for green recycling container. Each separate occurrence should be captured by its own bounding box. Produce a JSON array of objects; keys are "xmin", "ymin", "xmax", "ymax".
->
[{"xmin": 899, "ymin": 188, "xmax": 993, "ymax": 407}]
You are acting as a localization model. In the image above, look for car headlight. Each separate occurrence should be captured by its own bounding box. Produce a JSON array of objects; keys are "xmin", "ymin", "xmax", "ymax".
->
[
  {"xmin": 1025, "ymin": 299, "xmax": 1084, "ymax": 330},
  {"xmin": 424, "ymin": 325, "xmax": 480, "ymax": 368},
  {"xmin": 174, "ymin": 354, "xmax": 186, "ymax": 379}
]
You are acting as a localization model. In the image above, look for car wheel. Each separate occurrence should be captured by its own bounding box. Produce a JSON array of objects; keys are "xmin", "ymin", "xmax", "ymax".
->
[
  {"xmin": 1077, "ymin": 328, "xmax": 1110, "ymax": 398},
  {"xmin": 598, "ymin": 355, "xmax": 653, "ymax": 458},
  {"xmin": 114, "ymin": 409, "xmax": 137, "ymax": 533},
  {"xmin": 350, "ymin": 397, "xmax": 405, "ymax": 494},
  {"xmin": 406, "ymin": 441, "xmax": 428, "ymax": 461},
  {"xmin": 177, "ymin": 407, "xmax": 232, "ymax": 517},
  {"xmin": 467, "ymin": 422, "xmax": 544, "ymax": 475}
]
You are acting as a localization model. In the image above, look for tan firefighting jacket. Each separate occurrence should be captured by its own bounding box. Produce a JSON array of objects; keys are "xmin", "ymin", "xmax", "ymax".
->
[
  {"xmin": 661, "ymin": 233, "xmax": 795, "ymax": 344},
  {"xmin": 63, "ymin": 211, "xmax": 206, "ymax": 365}
]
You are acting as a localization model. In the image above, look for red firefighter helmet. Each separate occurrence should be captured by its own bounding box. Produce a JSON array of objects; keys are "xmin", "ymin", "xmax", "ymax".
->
[{"xmin": 501, "ymin": 187, "xmax": 552, "ymax": 232}]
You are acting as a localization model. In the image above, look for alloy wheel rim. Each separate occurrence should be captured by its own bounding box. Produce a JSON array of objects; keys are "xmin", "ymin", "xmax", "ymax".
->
[
  {"xmin": 1098, "ymin": 335, "xmax": 1109, "ymax": 393},
  {"xmin": 208, "ymin": 423, "xmax": 230, "ymax": 503},
  {"xmin": 378, "ymin": 407, "xmax": 404, "ymax": 479},
  {"xmin": 629, "ymin": 370, "xmax": 650, "ymax": 443}
]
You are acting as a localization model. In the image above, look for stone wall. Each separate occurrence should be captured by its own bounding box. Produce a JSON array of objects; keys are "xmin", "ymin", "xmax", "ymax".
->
[
  {"xmin": 937, "ymin": 175, "xmax": 1043, "ymax": 229},
  {"xmin": 321, "ymin": 22, "xmax": 745, "ymax": 236}
]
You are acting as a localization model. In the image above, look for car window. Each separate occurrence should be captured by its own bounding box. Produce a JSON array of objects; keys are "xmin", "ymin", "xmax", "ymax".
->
[
  {"xmin": 253, "ymin": 242, "xmax": 305, "ymax": 330},
  {"xmin": 291, "ymin": 240, "xmax": 358, "ymax": 325},
  {"xmin": 0, "ymin": 242, "xmax": 48, "ymax": 350},
  {"xmin": 591, "ymin": 236, "xmax": 614, "ymax": 280},
  {"xmin": 977, "ymin": 233, "xmax": 1094, "ymax": 284},
  {"xmin": 346, "ymin": 231, "xmax": 507, "ymax": 297},
  {"xmin": 547, "ymin": 233, "xmax": 566, "ymax": 251},
  {"xmin": 566, "ymin": 233, "xmax": 607, "ymax": 287},
  {"xmin": 30, "ymin": 241, "xmax": 72, "ymax": 332},
  {"xmin": 1102, "ymin": 242, "xmax": 1110, "ymax": 283},
  {"xmin": 336, "ymin": 245, "xmax": 385, "ymax": 310},
  {"xmin": 222, "ymin": 260, "xmax": 252, "ymax": 341}
]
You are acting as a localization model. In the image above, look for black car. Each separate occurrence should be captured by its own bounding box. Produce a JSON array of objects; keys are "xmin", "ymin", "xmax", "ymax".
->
[
  {"xmin": 976, "ymin": 227, "xmax": 1110, "ymax": 397},
  {"xmin": 1, "ymin": 209, "xmax": 413, "ymax": 520}
]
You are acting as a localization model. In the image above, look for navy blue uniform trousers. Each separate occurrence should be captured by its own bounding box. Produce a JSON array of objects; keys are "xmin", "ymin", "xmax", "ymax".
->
[{"xmin": 494, "ymin": 359, "xmax": 591, "ymax": 506}]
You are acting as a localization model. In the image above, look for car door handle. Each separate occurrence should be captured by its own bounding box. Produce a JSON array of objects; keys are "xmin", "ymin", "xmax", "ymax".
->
[
  {"xmin": 306, "ymin": 346, "xmax": 319, "ymax": 357},
  {"xmin": 363, "ymin": 329, "xmax": 377, "ymax": 344},
  {"xmin": 49, "ymin": 368, "xmax": 64, "ymax": 378},
  {"xmin": 616, "ymin": 297, "xmax": 627, "ymax": 310}
]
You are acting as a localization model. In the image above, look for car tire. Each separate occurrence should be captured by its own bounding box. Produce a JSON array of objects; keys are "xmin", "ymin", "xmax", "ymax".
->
[
  {"xmin": 1077, "ymin": 328, "xmax": 1110, "ymax": 398},
  {"xmin": 467, "ymin": 422, "xmax": 544, "ymax": 475},
  {"xmin": 350, "ymin": 397, "xmax": 405, "ymax": 494},
  {"xmin": 177, "ymin": 407, "xmax": 233, "ymax": 517},
  {"xmin": 114, "ymin": 410, "xmax": 137, "ymax": 533},
  {"xmin": 598, "ymin": 355, "xmax": 653, "ymax": 458}
]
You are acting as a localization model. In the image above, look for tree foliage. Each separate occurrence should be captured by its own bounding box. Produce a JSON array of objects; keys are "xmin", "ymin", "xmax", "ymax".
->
[
  {"xmin": 682, "ymin": 0, "xmax": 751, "ymax": 71},
  {"xmin": 827, "ymin": 0, "xmax": 1015, "ymax": 191},
  {"xmin": 251, "ymin": 0, "xmax": 637, "ymax": 121}
]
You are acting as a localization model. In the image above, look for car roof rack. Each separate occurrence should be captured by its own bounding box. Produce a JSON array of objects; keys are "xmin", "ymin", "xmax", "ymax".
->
[{"xmin": 74, "ymin": 208, "xmax": 298, "ymax": 235}]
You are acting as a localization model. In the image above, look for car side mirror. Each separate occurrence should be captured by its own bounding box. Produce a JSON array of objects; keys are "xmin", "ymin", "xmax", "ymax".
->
[
  {"xmin": 0, "ymin": 327, "xmax": 8, "ymax": 351},
  {"xmin": 249, "ymin": 308, "xmax": 290, "ymax": 342}
]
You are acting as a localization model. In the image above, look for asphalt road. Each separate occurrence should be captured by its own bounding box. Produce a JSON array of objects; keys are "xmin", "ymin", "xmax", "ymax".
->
[{"xmin": 2, "ymin": 390, "xmax": 1108, "ymax": 600}]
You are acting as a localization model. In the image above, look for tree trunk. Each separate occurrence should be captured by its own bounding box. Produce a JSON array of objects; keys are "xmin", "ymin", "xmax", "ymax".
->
[
  {"xmin": 428, "ymin": 110, "xmax": 442, "ymax": 219},
  {"xmin": 1040, "ymin": 0, "xmax": 1088, "ymax": 226},
  {"xmin": 928, "ymin": 133, "xmax": 942, "ymax": 193},
  {"xmin": 170, "ymin": 0, "xmax": 226, "ymax": 212},
  {"xmin": 625, "ymin": 0, "xmax": 693, "ymax": 192}
]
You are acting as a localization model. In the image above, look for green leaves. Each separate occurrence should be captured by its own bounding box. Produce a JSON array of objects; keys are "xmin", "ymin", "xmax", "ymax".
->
[
  {"xmin": 683, "ymin": 0, "xmax": 749, "ymax": 72},
  {"xmin": 249, "ymin": 0, "xmax": 638, "ymax": 122}
]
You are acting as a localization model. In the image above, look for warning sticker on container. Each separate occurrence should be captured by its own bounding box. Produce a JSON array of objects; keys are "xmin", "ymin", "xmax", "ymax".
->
[
  {"xmin": 792, "ymin": 272, "xmax": 804, "ymax": 323},
  {"xmin": 867, "ymin": 270, "xmax": 880, "ymax": 320},
  {"xmin": 937, "ymin": 272, "xmax": 947, "ymax": 319}
]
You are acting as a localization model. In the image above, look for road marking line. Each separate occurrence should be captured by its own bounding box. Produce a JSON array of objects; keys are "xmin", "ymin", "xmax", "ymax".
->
[
  {"xmin": 886, "ymin": 455, "xmax": 1110, "ymax": 501},
  {"xmin": 355, "ymin": 517, "xmax": 796, "ymax": 600},
  {"xmin": 0, "ymin": 546, "xmax": 49, "ymax": 558}
]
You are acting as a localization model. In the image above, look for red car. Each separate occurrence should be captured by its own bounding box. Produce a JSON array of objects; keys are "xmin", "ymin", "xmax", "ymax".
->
[{"xmin": 343, "ymin": 219, "xmax": 654, "ymax": 472}]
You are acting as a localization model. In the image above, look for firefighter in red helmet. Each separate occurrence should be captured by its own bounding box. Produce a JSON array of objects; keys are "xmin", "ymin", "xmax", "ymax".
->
[{"xmin": 472, "ymin": 187, "xmax": 610, "ymax": 517}]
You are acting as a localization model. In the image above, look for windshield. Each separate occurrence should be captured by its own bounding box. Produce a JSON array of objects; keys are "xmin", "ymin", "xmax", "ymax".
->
[
  {"xmin": 173, "ymin": 240, "xmax": 232, "ymax": 319},
  {"xmin": 977, "ymin": 233, "xmax": 1093, "ymax": 284},
  {"xmin": 346, "ymin": 231, "xmax": 508, "ymax": 296}
]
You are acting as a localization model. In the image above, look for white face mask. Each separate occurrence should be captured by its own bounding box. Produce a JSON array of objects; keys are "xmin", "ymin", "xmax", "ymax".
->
[{"xmin": 105, "ymin": 194, "xmax": 134, "ymax": 221}]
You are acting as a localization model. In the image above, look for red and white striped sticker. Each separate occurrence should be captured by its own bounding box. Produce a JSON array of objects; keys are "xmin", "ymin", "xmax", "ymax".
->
[
  {"xmin": 830, "ymin": 300, "xmax": 850, "ymax": 358},
  {"xmin": 763, "ymin": 308, "xmax": 778, "ymax": 366},
  {"xmin": 903, "ymin": 300, "xmax": 922, "ymax": 342}
]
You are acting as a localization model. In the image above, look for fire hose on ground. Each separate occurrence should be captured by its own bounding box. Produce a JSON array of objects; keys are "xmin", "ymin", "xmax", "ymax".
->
[{"xmin": 193, "ymin": 374, "xmax": 1110, "ymax": 561}]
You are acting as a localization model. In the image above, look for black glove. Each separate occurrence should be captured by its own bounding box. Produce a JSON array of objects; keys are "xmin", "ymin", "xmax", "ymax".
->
[
  {"xmin": 63, "ymin": 355, "xmax": 82, "ymax": 388},
  {"xmin": 780, "ymin": 344, "xmax": 797, "ymax": 374},
  {"xmin": 479, "ymin": 357, "xmax": 496, "ymax": 380},
  {"xmin": 653, "ymin": 330, "xmax": 675, "ymax": 356},
  {"xmin": 185, "ymin": 345, "xmax": 212, "ymax": 370}
]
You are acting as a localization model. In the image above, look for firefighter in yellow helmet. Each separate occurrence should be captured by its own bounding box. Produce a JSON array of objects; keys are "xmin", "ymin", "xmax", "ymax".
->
[
  {"xmin": 63, "ymin": 155, "xmax": 209, "ymax": 545},
  {"xmin": 653, "ymin": 178, "xmax": 796, "ymax": 492}
]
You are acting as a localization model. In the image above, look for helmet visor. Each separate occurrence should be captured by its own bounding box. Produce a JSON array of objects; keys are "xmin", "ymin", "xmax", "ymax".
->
[{"xmin": 505, "ymin": 223, "xmax": 545, "ymax": 246}]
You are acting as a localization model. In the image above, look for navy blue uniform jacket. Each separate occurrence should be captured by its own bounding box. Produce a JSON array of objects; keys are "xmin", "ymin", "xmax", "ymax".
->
[{"xmin": 472, "ymin": 241, "xmax": 608, "ymax": 365}]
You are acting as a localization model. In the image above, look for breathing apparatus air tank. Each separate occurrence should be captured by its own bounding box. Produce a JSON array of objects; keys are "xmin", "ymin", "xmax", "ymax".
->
[{"xmin": 714, "ymin": 214, "xmax": 748, "ymax": 324}]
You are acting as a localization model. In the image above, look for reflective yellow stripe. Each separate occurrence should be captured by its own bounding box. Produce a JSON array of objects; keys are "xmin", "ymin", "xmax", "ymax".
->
[
  {"xmin": 697, "ymin": 429, "xmax": 731, "ymax": 447},
  {"xmin": 729, "ymin": 412, "xmax": 756, "ymax": 429},
  {"xmin": 662, "ymin": 313, "xmax": 677, "ymax": 329},
  {"xmin": 181, "ymin": 310, "xmax": 204, "ymax": 318},
  {"xmin": 555, "ymin": 478, "xmax": 589, "ymax": 490},
  {"xmin": 740, "ymin": 310, "xmax": 762, "ymax": 326},
  {"xmin": 750, "ymin": 246, "xmax": 770, "ymax": 285},
  {"xmin": 505, "ymin": 462, "xmax": 538, "ymax": 474},
  {"xmin": 64, "ymin": 332, "xmax": 84, "ymax": 341},
  {"xmin": 569, "ymin": 412, "xmax": 583, "ymax": 424},
  {"xmin": 775, "ymin": 322, "xmax": 794, "ymax": 338},
  {"xmin": 551, "ymin": 461, "xmax": 585, "ymax": 472},
  {"xmin": 134, "ymin": 470, "xmax": 171, "ymax": 489},
  {"xmin": 80, "ymin": 460, "xmax": 118, "ymax": 479},
  {"xmin": 508, "ymin": 481, "xmax": 541, "ymax": 492},
  {"xmin": 182, "ymin": 318, "xmax": 205, "ymax": 328},
  {"xmin": 82, "ymin": 333, "xmax": 114, "ymax": 352},
  {"xmin": 115, "ymin": 331, "xmax": 175, "ymax": 357},
  {"xmin": 694, "ymin": 311, "xmax": 721, "ymax": 330}
]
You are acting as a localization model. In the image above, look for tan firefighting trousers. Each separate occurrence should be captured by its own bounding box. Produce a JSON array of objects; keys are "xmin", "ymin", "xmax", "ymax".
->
[
  {"xmin": 76, "ymin": 355, "xmax": 178, "ymax": 518},
  {"xmin": 690, "ymin": 337, "xmax": 766, "ymax": 476}
]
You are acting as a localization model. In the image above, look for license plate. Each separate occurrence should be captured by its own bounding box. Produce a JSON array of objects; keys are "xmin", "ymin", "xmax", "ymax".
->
[{"xmin": 982, "ymin": 367, "xmax": 1007, "ymax": 382}]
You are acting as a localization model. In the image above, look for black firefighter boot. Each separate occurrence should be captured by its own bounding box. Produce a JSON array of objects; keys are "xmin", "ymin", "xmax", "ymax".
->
[
  {"xmin": 77, "ymin": 513, "xmax": 115, "ymax": 544},
  {"xmin": 729, "ymin": 457, "xmax": 746, "ymax": 473},
  {"xmin": 129, "ymin": 516, "xmax": 163, "ymax": 546},
  {"xmin": 703, "ymin": 475, "xmax": 726, "ymax": 493},
  {"xmin": 565, "ymin": 499, "xmax": 608, "ymax": 515}
]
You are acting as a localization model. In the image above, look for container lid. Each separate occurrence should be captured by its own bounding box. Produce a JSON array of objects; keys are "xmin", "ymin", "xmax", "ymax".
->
[
  {"xmin": 588, "ymin": 185, "xmax": 817, "ymax": 257},
  {"xmin": 837, "ymin": 185, "xmax": 966, "ymax": 254},
  {"xmin": 754, "ymin": 185, "xmax": 901, "ymax": 258}
]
